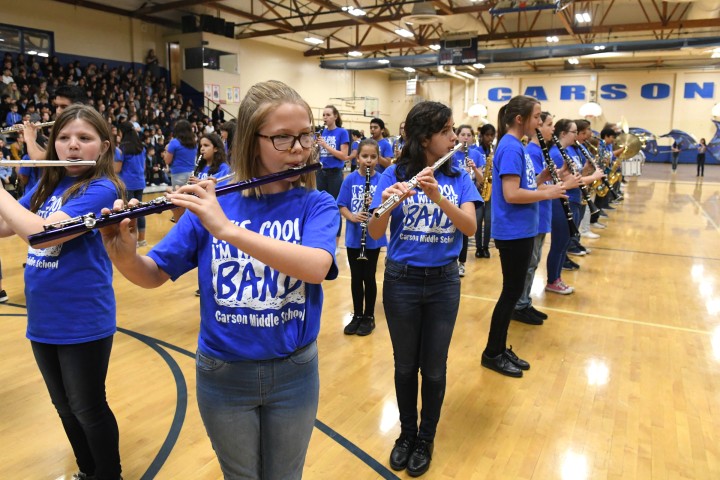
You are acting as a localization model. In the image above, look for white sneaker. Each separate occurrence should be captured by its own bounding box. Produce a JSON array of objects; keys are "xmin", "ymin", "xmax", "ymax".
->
[
  {"xmin": 458, "ymin": 262, "xmax": 466, "ymax": 277},
  {"xmin": 590, "ymin": 222, "xmax": 606, "ymax": 229},
  {"xmin": 581, "ymin": 231, "xmax": 600, "ymax": 239}
]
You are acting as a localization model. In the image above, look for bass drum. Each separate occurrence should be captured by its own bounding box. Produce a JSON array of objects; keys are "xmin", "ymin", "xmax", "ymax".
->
[{"xmin": 622, "ymin": 151, "xmax": 645, "ymax": 177}]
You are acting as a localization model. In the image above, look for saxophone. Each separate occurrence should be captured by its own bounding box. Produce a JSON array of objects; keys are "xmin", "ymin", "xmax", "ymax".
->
[{"xmin": 480, "ymin": 144, "xmax": 493, "ymax": 202}]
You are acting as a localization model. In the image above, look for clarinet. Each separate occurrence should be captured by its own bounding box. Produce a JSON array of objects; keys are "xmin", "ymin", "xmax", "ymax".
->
[
  {"xmin": 357, "ymin": 166, "xmax": 372, "ymax": 261},
  {"xmin": 536, "ymin": 130, "xmax": 579, "ymax": 238},
  {"xmin": 550, "ymin": 134, "xmax": 599, "ymax": 216},
  {"xmin": 373, "ymin": 143, "xmax": 462, "ymax": 218},
  {"xmin": 28, "ymin": 163, "xmax": 321, "ymax": 247},
  {"xmin": 574, "ymin": 141, "xmax": 619, "ymax": 201}
]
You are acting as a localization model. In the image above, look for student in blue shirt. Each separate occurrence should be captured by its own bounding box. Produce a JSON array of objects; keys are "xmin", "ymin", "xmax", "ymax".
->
[
  {"xmin": 453, "ymin": 125, "xmax": 484, "ymax": 277},
  {"xmin": 164, "ymin": 119, "xmax": 198, "ymax": 222},
  {"xmin": 368, "ymin": 101, "xmax": 480, "ymax": 477},
  {"xmin": 316, "ymin": 105, "xmax": 349, "ymax": 245},
  {"xmin": 337, "ymin": 138, "xmax": 388, "ymax": 336},
  {"xmin": 101, "ymin": 80, "xmax": 338, "ymax": 480},
  {"xmin": 475, "ymin": 124, "xmax": 496, "ymax": 258},
  {"xmin": 482, "ymin": 96, "xmax": 567, "ymax": 379},
  {"xmin": 0, "ymin": 105, "xmax": 125, "ymax": 480},
  {"xmin": 116, "ymin": 122, "xmax": 148, "ymax": 246},
  {"xmin": 191, "ymin": 133, "xmax": 231, "ymax": 184},
  {"xmin": 346, "ymin": 129, "xmax": 362, "ymax": 172},
  {"xmin": 369, "ymin": 117, "xmax": 394, "ymax": 173}
]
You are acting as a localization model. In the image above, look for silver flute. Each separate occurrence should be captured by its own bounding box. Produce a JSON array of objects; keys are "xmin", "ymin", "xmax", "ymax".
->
[
  {"xmin": 0, "ymin": 160, "xmax": 96, "ymax": 167},
  {"xmin": 373, "ymin": 143, "xmax": 462, "ymax": 218}
]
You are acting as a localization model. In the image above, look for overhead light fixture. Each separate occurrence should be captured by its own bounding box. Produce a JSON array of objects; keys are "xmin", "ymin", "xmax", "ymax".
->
[
  {"xmin": 579, "ymin": 102, "xmax": 603, "ymax": 118},
  {"xmin": 575, "ymin": 12, "xmax": 591, "ymax": 23},
  {"xmin": 395, "ymin": 28, "xmax": 414, "ymax": 38},
  {"xmin": 429, "ymin": 44, "xmax": 441, "ymax": 51},
  {"xmin": 0, "ymin": 38, "xmax": 4, "ymax": 42},
  {"xmin": 712, "ymin": 48, "xmax": 720, "ymax": 59},
  {"xmin": 377, "ymin": 59, "xmax": 390, "ymax": 64},
  {"xmin": 404, "ymin": 67, "xmax": 416, "ymax": 72},
  {"xmin": 546, "ymin": 36, "xmax": 559, "ymax": 43},
  {"xmin": 348, "ymin": 50, "xmax": 363, "ymax": 57},
  {"xmin": 472, "ymin": 63, "xmax": 486, "ymax": 69},
  {"xmin": 342, "ymin": 6, "xmax": 366, "ymax": 16},
  {"xmin": 38, "ymin": 52, "xmax": 49, "ymax": 58},
  {"xmin": 593, "ymin": 45, "xmax": 606, "ymax": 51},
  {"xmin": 568, "ymin": 57, "xmax": 579, "ymax": 65},
  {"xmin": 304, "ymin": 36, "xmax": 324, "ymax": 45},
  {"xmin": 27, "ymin": 50, "xmax": 38, "ymax": 55}
]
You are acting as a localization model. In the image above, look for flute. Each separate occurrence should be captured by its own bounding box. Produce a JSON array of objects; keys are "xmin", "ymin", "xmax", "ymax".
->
[
  {"xmin": 0, "ymin": 160, "xmax": 96, "ymax": 167},
  {"xmin": 28, "ymin": 163, "xmax": 321, "ymax": 247},
  {"xmin": 536, "ymin": 130, "xmax": 579, "ymax": 238},
  {"xmin": 550, "ymin": 134, "xmax": 599, "ymax": 216},
  {"xmin": 373, "ymin": 143, "xmax": 462, "ymax": 218},
  {"xmin": 0, "ymin": 121, "xmax": 55, "ymax": 135}
]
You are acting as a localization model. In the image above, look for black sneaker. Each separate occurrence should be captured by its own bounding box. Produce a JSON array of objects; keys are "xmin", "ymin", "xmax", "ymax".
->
[
  {"xmin": 356, "ymin": 315, "xmax": 375, "ymax": 336},
  {"xmin": 562, "ymin": 259, "xmax": 580, "ymax": 271},
  {"xmin": 475, "ymin": 249, "xmax": 483, "ymax": 258},
  {"xmin": 511, "ymin": 307, "xmax": 543, "ymax": 325},
  {"xmin": 407, "ymin": 439, "xmax": 434, "ymax": 477},
  {"xmin": 504, "ymin": 346, "xmax": 530, "ymax": 370},
  {"xmin": 343, "ymin": 314, "xmax": 362, "ymax": 335},
  {"xmin": 528, "ymin": 305, "xmax": 548, "ymax": 320},
  {"xmin": 0, "ymin": 290, "xmax": 7, "ymax": 303},
  {"xmin": 390, "ymin": 433, "xmax": 417, "ymax": 470}
]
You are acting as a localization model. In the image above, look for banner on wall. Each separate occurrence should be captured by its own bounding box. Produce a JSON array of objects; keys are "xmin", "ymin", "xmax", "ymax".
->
[
  {"xmin": 226, "ymin": 87, "xmax": 233, "ymax": 103},
  {"xmin": 233, "ymin": 87, "xmax": 241, "ymax": 103},
  {"xmin": 212, "ymin": 84, "xmax": 220, "ymax": 102},
  {"xmin": 204, "ymin": 84, "xmax": 212, "ymax": 99}
]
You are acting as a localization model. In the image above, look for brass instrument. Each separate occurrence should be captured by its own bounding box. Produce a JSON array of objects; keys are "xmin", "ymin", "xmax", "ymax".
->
[
  {"xmin": 373, "ymin": 143, "xmax": 462, "ymax": 218},
  {"xmin": 357, "ymin": 165, "xmax": 372, "ymax": 261},
  {"xmin": 575, "ymin": 141, "xmax": 620, "ymax": 201},
  {"xmin": 0, "ymin": 121, "xmax": 55, "ymax": 135},
  {"xmin": 479, "ymin": 144, "xmax": 493, "ymax": 202},
  {"xmin": 608, "ymin": 133, "xmax": 642, "ymax": 186}
]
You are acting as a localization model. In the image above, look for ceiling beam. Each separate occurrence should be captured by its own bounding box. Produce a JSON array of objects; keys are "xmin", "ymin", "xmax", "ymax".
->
[
  {"xmin": 51, "ymin": 0, "xmax": 179, "ymax": 28},
  {"xmin": 135, "ymin": 0, "xmax": 215, "ymax": 15},
  {"xmin": 210, "ymin": 3, "xmax": 294, "ymax": 32}
]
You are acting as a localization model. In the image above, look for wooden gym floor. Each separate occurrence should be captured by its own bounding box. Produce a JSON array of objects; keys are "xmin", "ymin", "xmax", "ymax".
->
[{"xmin": 1, "ymin": 162, "xmax": 719, "ymax": 479}]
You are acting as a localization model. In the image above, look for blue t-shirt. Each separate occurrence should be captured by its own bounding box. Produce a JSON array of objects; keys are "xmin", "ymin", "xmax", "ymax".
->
[
  {"xmin": 18, "ymin": 165, "xmax": 40, "ymax": 192},
  {"xmin": 166, "ymin": 137, "xmax": 198, "ymax": 174},
  {"xmin": 350, "ymin": 141, "xmax": 359, "ymax": 168},
  {"xmin": 116, "ymin": 148, "xmax": 147, "ymax": 191},
  {"xmin": 491, "ymin": 134, "xmax": 539, "ymax": 240},
  {"xmin": 550, "ymin": 144, "xmax": 582, "ymax": 204},
  {"xmin": 319, "ymin": 127, "xmax": 349, "ymax": 170},
  {"xmin": 375, "ymin": 138, "xmax": 394, "ymax": 175},
  {"xmin": 525, "ymin": 142, "xmax": 552, "ymax": 234},
  {"xmin": 370, "ymin": 164, "xmax": 480, "ymax": 266},
  {"xmin": 452, "ymin": 148, "xmax": 484, "ymax": 180},
  {"xmin": 19, "ymin": 177, "xmax": 119, "ymax": 344},
  {"xmin": 196, "ymin": 162, "xmax": 232, "ymax": 185},
  {"xmin": 337, "ymin": 170, "xmax": 388, "ymax": 250},
  {"xmin": 147, "ymin": 188, "xmax": 340, "ymax": 361}
]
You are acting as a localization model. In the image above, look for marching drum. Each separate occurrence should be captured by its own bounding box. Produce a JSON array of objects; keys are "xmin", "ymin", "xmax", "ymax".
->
[{"xmin": 622, "ymin": 151, "xmax": 645, "ymax": 177}]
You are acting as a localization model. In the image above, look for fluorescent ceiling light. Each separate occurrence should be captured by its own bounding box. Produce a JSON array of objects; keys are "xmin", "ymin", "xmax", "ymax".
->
[
  {"xmin": 377, "ymin": 59, "xmax": 390, "ymax": 64},
  {"xmin": 568, "ymin": 57, "xmax": 579, "ymax": 65},
  {"xmin": 593, "ymin": 45, "xmax": 606, "ymax": 51},
  {"xmin": 27, "ymin": 50, "xmax": 37, "ymax": 55},
  {"xmin": 342, "ymin": 6, "xmax": 366, "ymax": 16},
  {"xmin": 348, "ymin": 50, "xmax": 363, "ymax": 57},
  {"xmin": 472, "ymin": 63, "xmax": 486, "ymax": 69},
  {"xmin": 575, "ymin": 12, "xmax": 591, "ymax": 23},
  {"xmin": 38, "ymin": 52, "xmax": 49, "ymax": 58},
  {"xmin": 404, "ymin": 67, "xmax": 416, "ymax": 72},
  {"xmin": 546, "ymin": 36, "xmax": 559, "ymax": 43},
  {"xmin": 429, "ymin": 44, "xmax": 441, "ymax": 51},
  {"xmin": 304, "ymin": 36, "xmax": 324, "ymax": 45},
  {"xmin": 395, "ymin": 28, "xmax": 414, "ymax": 38}
]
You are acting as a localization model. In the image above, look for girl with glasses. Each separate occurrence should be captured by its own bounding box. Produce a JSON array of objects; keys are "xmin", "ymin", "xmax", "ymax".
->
[{"xmin": 100, "ymin": 80, "xmax": 339, "ymax": 479}]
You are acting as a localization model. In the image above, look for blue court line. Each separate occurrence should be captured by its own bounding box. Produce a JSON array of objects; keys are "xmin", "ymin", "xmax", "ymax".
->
[
  {"xmin": 116, "ymin": 327, "xmax": 188, "ymax": 480},
  {"xmin": 1, "ymin": 307, "xmax": 400, "ymax": 479}
]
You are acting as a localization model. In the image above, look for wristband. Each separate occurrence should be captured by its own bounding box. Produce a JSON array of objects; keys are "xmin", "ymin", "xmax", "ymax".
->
[{"xmin": 433, "ymin": 193, "xmax": 444, "ymax": 205}]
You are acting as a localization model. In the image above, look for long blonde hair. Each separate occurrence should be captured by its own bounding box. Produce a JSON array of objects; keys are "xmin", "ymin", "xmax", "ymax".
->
[
  {"xmin": 231, "ymin": 80, "xmax": 318, "ymax": 197},
  {"xmin": 30, "ymin": 104, "xmax": 125, "ymax": 212}
]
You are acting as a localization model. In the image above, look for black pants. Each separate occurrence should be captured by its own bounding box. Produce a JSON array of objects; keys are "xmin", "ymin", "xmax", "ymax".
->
[
  {"xmin": 32, "ymin": 336, "xmax": 121, "ymax": 480},
  {"xmin": 475, "ymin": 200, "xmax": 491, "ymax": 250},
  {"xmin": 484, "ymin": 237, "xmax": 534, "ymax": 357},
  {"xmin": 346, "ymin": 247, "xmax": 380, "ymax": 316},
  {"xmin": 697, "ymin": 155, "xmax": 705, "ymax": 176}
]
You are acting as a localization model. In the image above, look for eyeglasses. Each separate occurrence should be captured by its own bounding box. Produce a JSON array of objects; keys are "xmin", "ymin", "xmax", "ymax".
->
[
  {"xmin": 568, "ymin": 130, "xmax": 578, "ymax": 134},
  {"xmin": 256, "ymin": 132, "xmax": 316, "ymax": 151}
]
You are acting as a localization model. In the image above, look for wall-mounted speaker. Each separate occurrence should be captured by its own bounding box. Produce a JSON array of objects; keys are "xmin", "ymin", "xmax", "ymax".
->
[{"xmin": 181, "ymin": 15, "xmax": 197, "ymax": 33}]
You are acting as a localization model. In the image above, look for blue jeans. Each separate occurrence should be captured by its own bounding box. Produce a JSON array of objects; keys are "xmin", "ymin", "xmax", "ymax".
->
[
  {"xmin": 316, "ymin": 167, "xmax": 344, "ymax": 237},
  {"xmin": 546, "ymin": 200, "xmax": 581, "ymax": 283},
  {"xmin": 516, "ymin": 233, "xmax": 546, "ymax": 310},
  {"xmin": 195, "ymin": 341, "xmax": 319, "ymax": 480},
  {"xmin": 383, "ymin": 259, "xmax": 460, "ymax": 441},
  {"xmin": 32, "ymin": 337, "xmax": 121, "ymax": 480}
]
